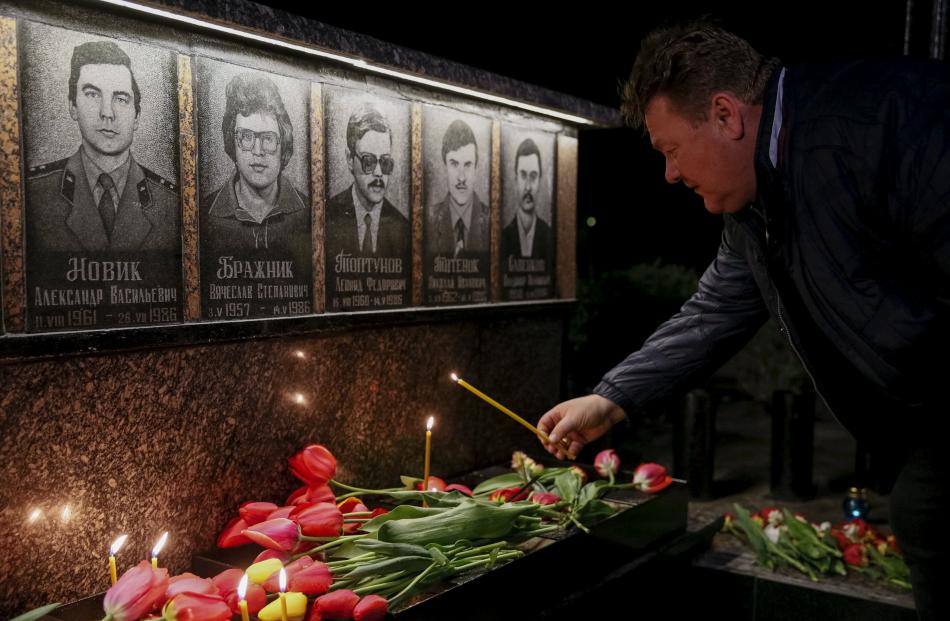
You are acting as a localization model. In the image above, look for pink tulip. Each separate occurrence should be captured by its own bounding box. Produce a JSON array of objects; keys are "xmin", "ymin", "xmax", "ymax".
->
[
  {"xmin": 416, "ymin": 476, "xmax": 447, "ymax": 492},
  {"xmin": 267, "ymin": 506, "xmax": 296, "ymax": 520},
  {"xmin": 211, "ymin": 568, "xmax": 267, "ymax": 615},
  {"xmin": 243, "ymin": 518, "xmax": 299, "ymax": 551},
  {"xmin": 315, "ymin": 589, "xmax": 359, "ymax": 619},
  {"xmin": 445, "ymin": 484, "xmax": 473, "ymax": 496},
  {"xmin": 103, "ymin": 560, "xmax": 169, "ymax": 621},
  {"xmin": 162, "ymin": 592, "xmax": 232, "ymax": 621},
  {"xmin": 163, "ymin": 572, "xmax": 217, "ymax": 605},
  {"xmin": 528, "ymin": 491, "xmax": 561, "ymax": 505},
  {"xmin": 290, "ymin": 502, "xmax": 344, "ymax": 538},
  {"xmin": 288, "ymin": 444, "xmax": 337, "ymax": 486},
  {"xmin": 240, "ymin": 502, "xmax": 280, "ymax": 526},
  {"xmin": 632, "ymin": 462, "xmax": 673, "ymax": 493},
  {"xmin": 594, "ymin": 449, "xmax": 621, "ymax": 478},
  {"xmin": 288, "ymin": 561, "xmax": 333, "ymax": 595}
]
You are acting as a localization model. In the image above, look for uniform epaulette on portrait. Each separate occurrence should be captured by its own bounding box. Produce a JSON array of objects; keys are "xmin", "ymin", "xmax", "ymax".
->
[
  {"xmin": 27, "ymin": 157, "xmax": 69, "ymax": 179},
  {"xmin": 142, "ymin": 166, "xmax": 178, "ymax": 192}
]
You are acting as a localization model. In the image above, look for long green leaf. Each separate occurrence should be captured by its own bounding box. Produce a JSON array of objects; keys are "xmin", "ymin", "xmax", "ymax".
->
[
  {"xmin": 472, "ymin": 473, "xmax": 524, "ymax": 496},
  {"xmin": 360, "ymin": 505, "xmax": 450, "ymax": 533},
  {"xmin": 8, "ymin": 604, "xmax": 62, "ymax": 621}
]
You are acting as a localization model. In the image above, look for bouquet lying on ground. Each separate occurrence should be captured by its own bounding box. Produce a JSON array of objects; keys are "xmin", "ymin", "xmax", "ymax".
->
[
  {"xmin": 5, "ymin": 445, "xmax": 674, "ymax": 621},
  {"xmin": 722, "ymin": 504, "xmax": 910, "ymax": 589}
]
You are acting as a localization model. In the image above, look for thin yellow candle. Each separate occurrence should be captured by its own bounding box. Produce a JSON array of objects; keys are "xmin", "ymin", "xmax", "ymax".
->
[
  {"xmin": 108, "ymin": 534, "xmax": 128, "ymax": 586},
  {"xmin": 423, "ymin": 416, "xmax": 434, "ymax": 491},
  {"xmin": 278, "ymin": 568, "xmax": 289, "ymax": 621},
  {"xmin": 450, "ymin": 373, "xmax": 575, "ymax": 460},
  {"xmin": 237, "ymin": 573, "xmax": 250, "ymax": 621},
  {"xmin": 151, "ymin": 531, "xmax": 168, "ymax": 569}
]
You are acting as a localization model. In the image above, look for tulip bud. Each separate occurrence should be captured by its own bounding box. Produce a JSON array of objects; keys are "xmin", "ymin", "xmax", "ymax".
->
[
  {"xmin": 631, "ymin": 462, "xmax": 672, "ymax": 493},
  {"xmin": 315, "ymin": 589, "xmax": 360, "ymax": 619},
  {"xmin": 162, "ymin": 592, "xmax": 231, "ymax": 621},
  {"xmin": 240, "ymin": 502, "xmax": 280, "ymax": 526},
  {"xmin": 243, "ymin": 518, "xmax": 300, "ymax": 551},
  {"xmin": 511, "ymin": 451, "xmax": 528, "ymax": 469},
  {"xmin": 217, "ymin": 516, "xmax": 253, "ymax": 548},
  {"xmin": 103, "ymin": 560, "xmax": 169, "ymax": 621},
  {"xmin": 353, "ymin": 595, "xmax": 389, "ymax": 621},
  {"xmin": 444, "ymin": 484, "xmax": 473, "ymax": 496},
  {"xmin": 528, "ymin": 491, "xmax": 560, "ymax": 506},
  {"xmin": 288, "ymin": 444, "xmax": 337, "ymax": 487},
  {"xmin": 594, "ymin": 449, "xmax": 621, "ymax": 479}
]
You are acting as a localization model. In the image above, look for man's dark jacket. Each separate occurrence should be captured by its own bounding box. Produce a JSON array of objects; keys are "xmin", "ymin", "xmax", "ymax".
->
[{"xmin": 594, "ymin": 60, "xmax": 950, "ymax": 448}]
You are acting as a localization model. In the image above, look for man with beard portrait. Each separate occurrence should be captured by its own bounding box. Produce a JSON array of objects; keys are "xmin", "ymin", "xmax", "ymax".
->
[{"xmin": 501, "ymin": 137, "xmax": 551, "ymax": 264}]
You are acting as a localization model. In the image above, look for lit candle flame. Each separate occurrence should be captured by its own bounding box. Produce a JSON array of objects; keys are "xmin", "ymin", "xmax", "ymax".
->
[
  {"xmin": 152, "ymin": 531, "xmax": 168, "ymax": 557},
  {"xmin": 450, "ymin": 372, "xmax": 459, "ymax": 382},
  {"xmin": 426, "ymin": 416, "xmax": 434, "ymax": 431},
  {"xmin": 278, "ymin": 567, "xmax": 287, "ymax": 593},
  {"xmin": 61, "ymin": 505, "xmax": 71, "ymax": 522},
  {"xmin": 27, "ymin": 509, "xmax": 41, "ymax": 523},
  {"xmin": 237, "ymin": 573, "xmax": 248, "ymax": 600},
  {"xmin": 110, "ymin": 534, "xmax": 128, "ymax": 555}
]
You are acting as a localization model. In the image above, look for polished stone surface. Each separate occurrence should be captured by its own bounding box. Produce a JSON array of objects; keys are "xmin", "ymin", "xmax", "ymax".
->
[
  {"xmin": 0, "ymin": 16, "xmax": 24, "ymax": 332},
  {"xmin": 556, "ymin": 135, "xmax": 578, "ymax": 299},
  {"xmin": 0, "ymin": 314, "xmax": 563, "ymax": 615}
]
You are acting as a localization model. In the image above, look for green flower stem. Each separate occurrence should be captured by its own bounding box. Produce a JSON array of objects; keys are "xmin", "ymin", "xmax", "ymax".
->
[
  {"xmin": 291, "ymin": 534, "xmax": 368, "ymax": 560},
  {"xmin": 298, "ymin": 535, "xmax": 339, "ymax": 542},
  {"xmin": 608, "ymin": 470, "xmax": 615, "ymax": 486},
  {"xmin": 342, "ymin": 511, "xmax": 374, "ymax": 518},
  {"xmin": 518, "ymin": 525, "xmax": 560, "ymax": 538},
  {"xmin": 101, "ymin": 615, "xmax": 113, "ymax": 621},
  {"xmin": 452, "ymin": 551, "xmax": 522, "ymax": 572},
  {"xmin": 351, "ymin": 571, "xmax": 411, "ymax": 595},
  {"xmin": 568, "ymin": 513, "xmax": 591, "ymax": 534},
  {"xmin": 327, "ymin": 553, "xmax": 377, "ymax": 569},
  {"xmin": 388, "ymin": 562, "xmax": 439, "ymax": 609},
  {"xmin": 453, "ymin": 542, "xmax": 510, "ymax": 559}
]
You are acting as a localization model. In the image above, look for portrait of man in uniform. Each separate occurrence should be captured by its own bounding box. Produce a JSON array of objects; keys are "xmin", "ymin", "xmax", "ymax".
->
[
  {"xmin": 324, "ymin": 93, "xmax": 411, "ymax": 312},
  {"xmin": 203, "ymin": 72, "xmax": 309, "ymax": 250},
  {"xmin": 325, "ymin": 101, "xmax": 409, "ymax": 260},
  {"xmin": 501, "ymin": 137, "xmax": 552, "ymax": 263},
  {"xmin": 25, "ymin": 40, "xmax": 179, "ymax": 254},
  {"xmin": 427, "ymin": 119, "xmax": 489, "ymax": 259}
]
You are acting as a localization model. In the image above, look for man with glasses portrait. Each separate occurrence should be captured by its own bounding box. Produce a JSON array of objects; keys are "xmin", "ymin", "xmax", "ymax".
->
[
  {"xmin": 325, "ymin": 101, "xmax": 409, "ymax": 260},
  {"xmin": 204, "ymin": 72, "xmax": 309, "ymax": 250}
]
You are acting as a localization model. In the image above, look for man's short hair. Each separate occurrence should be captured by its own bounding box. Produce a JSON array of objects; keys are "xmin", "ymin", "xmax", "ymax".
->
[
  {"xmin": 345, "ymin": 102, "xmax": 391, "ymax": 156},
  {"xmin": 620, "ymin": 19, "xmax": 780, "ymax": 131},
  {"xmin": 514, "ymin": 138, "xmax": 542, "ymax": 178},
  {"xmin": 441, "ymin": 119, "xmax": 478, "ymax": 165},
  {"xmin": 222, "ymin": 73, "xmax": 295, "ymax": 169},
  {"xmin": 68, "ymin": 41, "xmax": 141, "ymax": 117}
]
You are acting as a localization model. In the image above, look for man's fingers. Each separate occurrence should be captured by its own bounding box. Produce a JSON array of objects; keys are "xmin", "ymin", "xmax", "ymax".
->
[{"xmin": 548, "ymin": 415, "xmax": 575, "ymax": 445}]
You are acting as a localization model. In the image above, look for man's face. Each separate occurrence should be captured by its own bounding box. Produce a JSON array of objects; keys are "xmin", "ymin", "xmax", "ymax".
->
[
  {"xmin": 348, "ymin": 130, "xmax": 391, "ymax": 207},
  {"xmin": 69, "ymin": 64, "xmax": 138, "ymax": 157},
  {"xmin": 233, "ymin": 111, "xmax": 282, "ymax": 191},
  {"xmin": 515, "ymin": 153, "xmax": 541, "ymax": 215},
  {"xmin": 445, "ymin": 142, "xmax": 476, "ymax": 207},
  {"xmin": 644, "ymin": 95, "xmax": 755, "ymax": 215}
]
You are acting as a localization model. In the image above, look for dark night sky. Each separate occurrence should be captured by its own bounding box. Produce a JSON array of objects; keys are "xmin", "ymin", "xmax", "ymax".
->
[{"xmin": 259, "ymin": 1, "xmax": 915, "ymax": 274}]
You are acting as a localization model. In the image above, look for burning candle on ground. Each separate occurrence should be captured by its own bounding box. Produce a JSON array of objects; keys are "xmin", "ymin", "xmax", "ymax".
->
[
  {"xmin": 151, "ymin": 531, "xmax": 168, "ymax": 569},
  {"xmin": 278, "ymin": 567, "xmax": 289, "ymax": 621},
  {"xmin": 450, "ymin": 373, "xmax": 575, "ymax": 459},
  {"xmin": 237, "ymin": 572, "xmax": 250, "ymax": 621},
  {"xmin": 108, "ymin": 534, "xmax": 128, "ymax": 585},
  {"xmin": 424, "ymin": 416, "xmax": 434, "ymax": 492}
]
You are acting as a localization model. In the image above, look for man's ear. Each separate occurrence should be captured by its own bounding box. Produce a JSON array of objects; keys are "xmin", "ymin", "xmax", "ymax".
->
[
  {"xmin": 133, "ymin": 113, "xmax": 139, "ymax": 132},
  {"xmin": 69, "ymin": 100, "xmax": 78, "ymax": 122},
  {"xmin": 345, "ymin": 148, "xmax": 354, "ymax": 175},
  {"xmin": 710, "ymin": 92, "xmax": 745, "ymax": 140}
]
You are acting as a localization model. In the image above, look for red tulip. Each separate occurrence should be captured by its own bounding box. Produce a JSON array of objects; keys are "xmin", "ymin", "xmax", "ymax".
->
[
  {"xmin": 211, "ymin": 568, "xmax": 266, "ymax": 615},
  {"xmin": 368, "ymin": 508, "xmax": 388, "ymax": 518},
  {"xmin": 528, "ymin": 491, "xmax": 560, "ymax": 505},
  {"xmin": 163, "ymin": 592, "xmax": 232, "ymax": 621},
  {"xmin": 288, "ymin": 561, "xmax": 333, "ymax": 595},
  {"xmin": 240, "ymin": 502, "xmax": 280, "ymax": 526},
  {"xmin": 315, "ymin": 589, "xmax": 359, "ymax": 619},
  {"xmin": 632, "ymin": 463, "xmax": 673, "ymax": 493},
  {"xmin": 164, "ymin": 572, "xmax": 217, "ymax": 604},
  {"xmin": 254, "ymin": 549, "xmax": 290, "ymax": 564},
  {"xmin": 488, "ymin": 487, "xmax": 529, "ymax": 503},
  {"xmin": 843, "ymin": 543, "xmax": 868, "ymax": 567},
  {"xmin": 287, "ymin": 484, "xmax": 336, "ymax": 506},
  {"xmin": 243, "ymin": 518, "xmax": 299, "ymax": 551},
  {"xmin": 594, "ymin": 449, "xmax": 620, "ymax": 478},
  {"xmin": 841, "ymin": 518, "xmax": 869, "ymax": 542},
  {"xmin": 289, "ymin": 444, "xmax": 337, "ymax": 486},
  {"xmin": 353, "ymin": 595, "xmax": 388, "ymax": 621},
  {"xmin": 445, "ymin": 484, "xmax": 473, "ymax": 496},
  {"xmin": 291, "ymin": 502, "xmax": 344, "ymax": 537},
  {"xmin": 268, "ymin": 506, "xmax": 295, "ymax": 520},
  {"xmin": 416, "ymin": 476, "xmax": 446, "ymax": 492},
  {"xmin": 759, "ymin": 507, "xmax": 782, "ymax": 526},
  {"xmin": 217, "ymin": 516, "xmax": 253, "ymax": 548},
  {"xmin": 263, "ymin": 556, "xmax": 313, "ymax": 592},
  {"xmin": 103, "ymin": 560, "xmax": 169, "ymax": 621}
]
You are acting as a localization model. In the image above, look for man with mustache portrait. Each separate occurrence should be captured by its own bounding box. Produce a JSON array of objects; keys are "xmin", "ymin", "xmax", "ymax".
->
[
  {"xmin": 501, "ymin": 137, "xmax": 552, "ymax": 264},
  {"xmin": 26, "ymin": 40, "xmax": 179, "ymax": 254},
  {"xmin": 326, "ymin": 102, "xmax": 409, "ymax": 261}
]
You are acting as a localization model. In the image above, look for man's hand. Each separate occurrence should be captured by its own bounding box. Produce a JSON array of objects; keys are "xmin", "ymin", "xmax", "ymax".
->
[{"xmin": 537, "ymin": 394, "xmax": 627, "ymax": 460}]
